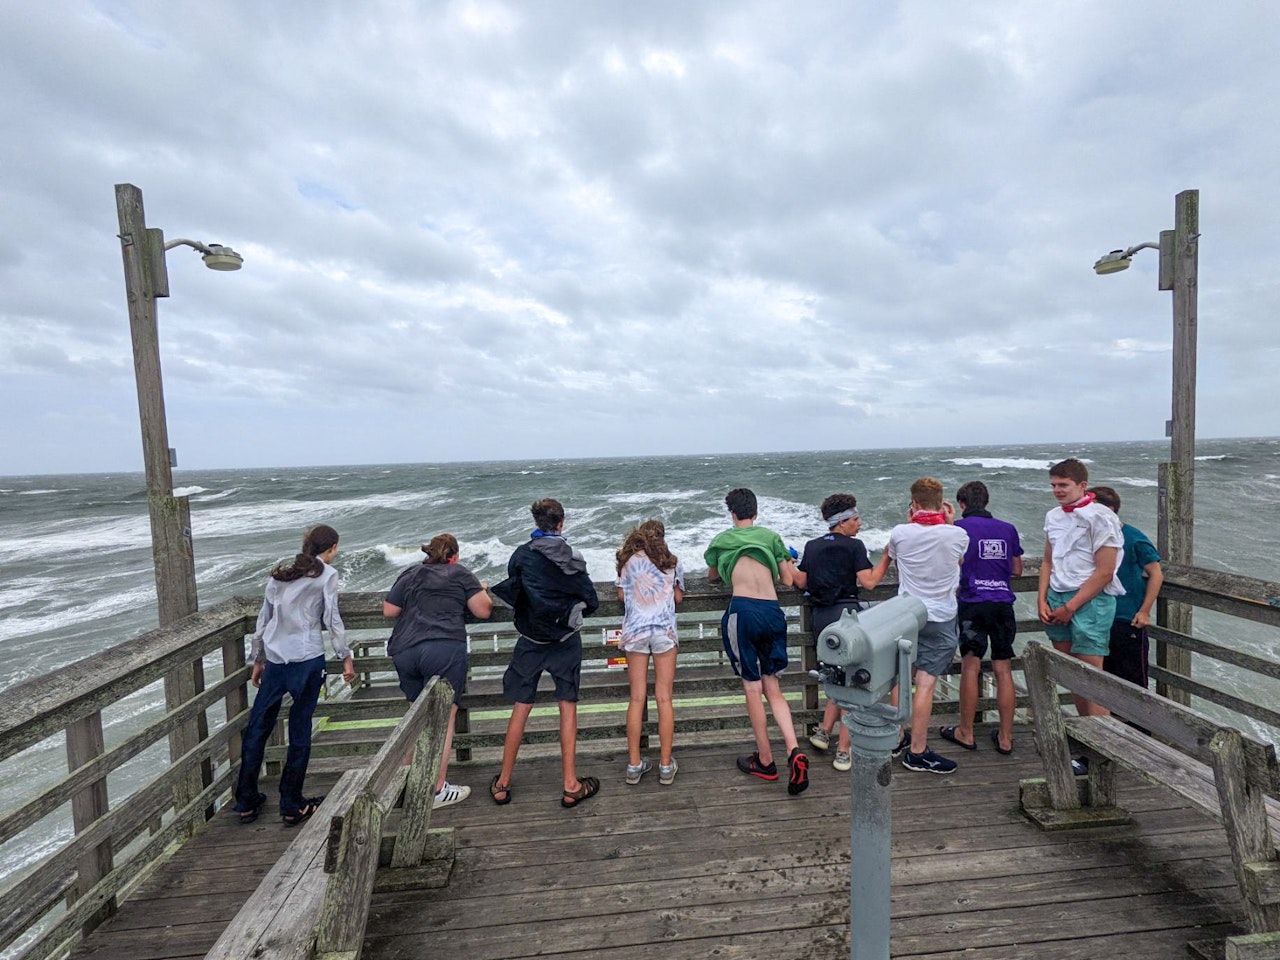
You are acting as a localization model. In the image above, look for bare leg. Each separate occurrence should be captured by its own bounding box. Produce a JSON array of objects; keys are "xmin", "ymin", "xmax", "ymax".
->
[
  {"xmin": 821, "ymin": 700, "xmax": 842, "ymax": 736},
  {"xmin": 435, "ymin": 704, "xmax": 458, "ymax": 793},
  {"xmin": 558, "ymin": 699, "xmax": 579, "ymax": 792},
  {"xmin": 909, "ymin": 669, "xmax": 939, "ymax": 754},
  {"xmin": 760, "ymin": 674, "xmax": 799, "ymax": 754},
  {"xmin": 741, "ymin": 679, "xmax": 773, "ymax": 765},
  {"xmin": 954, "ymin": 655, "xmax": 981, "ymax": 746},
  {"xmin": 625, "ymin": 653, "xmax": 650, "ymax": 767},
  {"xmin": 652, "ymin": 648, "xmax": 677, "ymax": 766},
  {"xmin": 993, "ymin": 659, "xmax": 1015, "ymax": 751},
  {"xmin": 836, "ymin": 715, "xmax": 850, "ymax": 753},
  {"xmin": 496, "ymin": 701, "xmax": 533, "ymax": 789}
]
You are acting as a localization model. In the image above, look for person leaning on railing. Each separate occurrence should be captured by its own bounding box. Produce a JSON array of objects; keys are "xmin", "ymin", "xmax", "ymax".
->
[
  {"xmin": 233, "ymin": 524, "xmax": 356, "ymax": 827},
  {"xmin": 383, "ymin": 533, "xmax": 493, "ymax": 809}
]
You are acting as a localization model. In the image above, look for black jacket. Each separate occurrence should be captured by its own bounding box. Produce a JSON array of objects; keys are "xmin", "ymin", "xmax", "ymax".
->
[{"xmin": 490, "ymin": 536, "xmax": 599, "ymax": 643}]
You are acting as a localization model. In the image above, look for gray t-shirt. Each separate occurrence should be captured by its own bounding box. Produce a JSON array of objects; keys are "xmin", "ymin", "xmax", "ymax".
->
[{"xmin": 386, "ymin": 562, "xmax": 483, "ymax": 655}]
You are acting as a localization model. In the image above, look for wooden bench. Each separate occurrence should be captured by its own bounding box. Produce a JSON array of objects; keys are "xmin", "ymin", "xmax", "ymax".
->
[
  {"xmin": 204, "ymin": 677, "xmax": 456, "ymax": 960},
  {"xmin": 1020, "ymin": 641, "xmax": 1280, "ymax": 959}
]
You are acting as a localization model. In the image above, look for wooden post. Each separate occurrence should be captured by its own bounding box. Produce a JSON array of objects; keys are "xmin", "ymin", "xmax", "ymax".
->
[
  {"xmin": 800, "ymin": 602, "xmax": 819, "ymax": 713},
  {"xmin": 222, "ymin": 633, "xmax": 249, "ymax": 767},
  {"xmin": 390, "ymin": 683, "xmax": 451, "ymax": 869},
  {"xmin": 117, "ymin": 184, "xmax": 209, "ymax": 827},
  {"xmin": 66, "ymin": 712, "xmax": 115, "ymax": 929},
  {"xmin": 1021, "ymin": 644, "xmax": 1080, "ymax": 811},
  {"xmin": 315, "ymin": 791, "xmax": 384, "ymax": 960},
  {"xmin": 1211, "ymin": 729, "xmax": 1280, "ymax": 934},
  {"xmin": 1155, "ymin": 190, "xmax": 1198, "ymax": 704}
]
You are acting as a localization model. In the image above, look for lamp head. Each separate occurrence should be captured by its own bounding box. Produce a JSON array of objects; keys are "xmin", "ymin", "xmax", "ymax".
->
[
  {"xmin": 201, "ymin": 244, "xmax": 243, "ymax": 271},
  {"xmin": 1093, "ymin": 250, "xmax": 1131, "ymax": 275}
]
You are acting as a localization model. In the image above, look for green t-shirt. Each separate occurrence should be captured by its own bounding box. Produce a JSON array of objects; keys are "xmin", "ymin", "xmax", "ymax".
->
[{"xmin": 704, "ymin": 525, "xmax": 791, "ymax": 584}]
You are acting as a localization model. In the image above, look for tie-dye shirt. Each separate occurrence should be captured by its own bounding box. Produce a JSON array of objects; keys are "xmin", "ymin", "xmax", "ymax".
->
[{"xmin": 617, "ymin": 553, "xmax": 686, "ymax": 642}]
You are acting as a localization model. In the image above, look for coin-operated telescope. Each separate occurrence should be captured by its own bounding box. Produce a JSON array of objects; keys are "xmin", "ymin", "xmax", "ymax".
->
[
  {"xmin": 815, "ymin": 595, "xmax": 927, "ymax": 715},
  {"xmin": 811, "ymin": 594, "xmax": 927, "ymax": 960}
]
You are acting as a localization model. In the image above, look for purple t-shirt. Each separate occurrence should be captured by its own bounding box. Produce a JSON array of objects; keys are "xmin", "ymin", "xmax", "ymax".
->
[{"xmin": 955, "ymin": 512, "xmax": 1023, "ymax": 605}]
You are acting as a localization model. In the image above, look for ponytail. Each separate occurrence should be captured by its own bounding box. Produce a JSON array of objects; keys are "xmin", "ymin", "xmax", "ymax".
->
[
  {"xmin": 421, "ymin": 534, "xmax": 459, "ymax": 565},
  {"xmin": 271, "ymin": 524, "xmax": 339, "ymax": 582}
]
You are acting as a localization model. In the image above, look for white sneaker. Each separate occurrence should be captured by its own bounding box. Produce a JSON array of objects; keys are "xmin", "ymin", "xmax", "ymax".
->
[
  {"xmin": 833, "ymin": 750, "xmax": 852, "ymax": 772},
  {"xmin": 658, "ymin": 758, "xmax": 679, "ymax": 786},
  {"xmin": 433, "ymin": 782, "xmax": 471, "ymax": 808},
  {"xmin": 625, "ymin": 758, "xmax": 653, "ymax": 785},
  {"xmin": 808, "ymin": 725, "xmax": 831, "ymax": 751}
]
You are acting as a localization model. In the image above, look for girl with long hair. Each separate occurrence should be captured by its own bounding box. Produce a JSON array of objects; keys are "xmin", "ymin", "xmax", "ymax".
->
[
  {"xmin": 233, "ymin": 524, "xmax": 355, "ymax": 826},
  {"xmin": 615, "ymin": 519, "xmax": 684, "ymax": 785},
  {"xmin": 384, "ymin": 533, "xmax": 493, "ymax": 808}
]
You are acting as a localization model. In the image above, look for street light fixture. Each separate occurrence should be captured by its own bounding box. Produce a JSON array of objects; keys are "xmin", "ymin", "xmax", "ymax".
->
[
  {"xmin": 163, "ymin": 238, "xmax": 245, "ymax": 272},
  {"xmin": 1092, "ymin": 189, "xmax": 1199, "ymax": 703}
]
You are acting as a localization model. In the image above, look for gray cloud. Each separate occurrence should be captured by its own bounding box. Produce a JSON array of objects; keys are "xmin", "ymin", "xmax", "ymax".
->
[{"xmin": 2, "ymin": 1, "xmax": 1278, "ymax": 475}]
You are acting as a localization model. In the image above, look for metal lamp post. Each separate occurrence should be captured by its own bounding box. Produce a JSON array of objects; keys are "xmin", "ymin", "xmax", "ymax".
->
[
  {"xmin": 114, "ymin": 182, "xmax": 244, "ymax": 827},
  {"xmin": 1093, "ymin": 188, "xmax": 1199, "ymax": 701}
]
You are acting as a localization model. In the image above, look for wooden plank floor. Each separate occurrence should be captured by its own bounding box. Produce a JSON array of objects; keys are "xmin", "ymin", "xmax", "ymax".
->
[{"xmin": 70, "ymin": 725, "xmax": 1247, "ymax": 960}]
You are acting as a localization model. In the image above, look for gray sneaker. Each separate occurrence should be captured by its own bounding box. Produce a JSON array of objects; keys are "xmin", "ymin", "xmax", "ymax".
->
[
  {"xmin": 809, "ymin": 725, "xmax": 831, "ymax": 751},
  {"xmin": 625, "ymin": 758, "xmax": 652, "ymax": 785},
  {"xmin": 658, "ymin": 758, "xmax": 679, "ymax": 785},
  {"xmin": 833, "ymin": 750, "xmax": 852, "ymax": 772}
]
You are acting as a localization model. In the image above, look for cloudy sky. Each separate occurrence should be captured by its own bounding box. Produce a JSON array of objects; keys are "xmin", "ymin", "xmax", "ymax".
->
[{"xmin": 2, "ymin": 2, "xmax": 1277, "ymax": 475}]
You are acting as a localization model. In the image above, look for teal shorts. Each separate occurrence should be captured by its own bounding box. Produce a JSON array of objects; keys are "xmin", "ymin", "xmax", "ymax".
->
[{"xmin": 1044, "ymin": 590, "xmax": 1116, "ymax": 657}]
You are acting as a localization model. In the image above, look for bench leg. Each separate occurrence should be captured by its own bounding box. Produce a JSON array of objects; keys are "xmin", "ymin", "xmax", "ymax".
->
[{"xmin": 1212, "ymin": 730, "xmax": 1280, "ymax": 934}]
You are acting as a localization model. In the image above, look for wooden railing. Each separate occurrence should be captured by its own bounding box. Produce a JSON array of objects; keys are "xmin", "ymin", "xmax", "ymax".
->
[{"xmin": 1, "ymin": 561, "xmax": 1277, "ymax": 960}]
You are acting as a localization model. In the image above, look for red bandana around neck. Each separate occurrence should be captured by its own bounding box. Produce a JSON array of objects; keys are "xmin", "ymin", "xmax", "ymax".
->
[
  {"xmin": 1062, "ymin": 492, "xmax": 1096, "ymax": 513},
  {"xmin": 911, "ymin": 511, "xmax": 946, "ymax": 526}
]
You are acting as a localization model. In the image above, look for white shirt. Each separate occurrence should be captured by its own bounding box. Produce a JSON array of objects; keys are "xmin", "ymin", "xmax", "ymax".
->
[
  {"xmin": 249, "ymin": 562, "xmax": 350, "ymax": 664},
  {"xmin": 1043, "ymin": 502, "xmax": 1125, "ymax": 595},
  {"xmin": 887, "ymin": 522, "xmax": 970, "ymax": 622}
]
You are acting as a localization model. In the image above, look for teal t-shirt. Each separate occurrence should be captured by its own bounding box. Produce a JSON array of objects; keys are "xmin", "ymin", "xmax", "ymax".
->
[
  {"xmin": 704, "ymin": 525, "xmax": 790, "ymax": 584},
  {"xmin": 1115, "ymin": 523, "xmax": 1161, "ymax": 622}
]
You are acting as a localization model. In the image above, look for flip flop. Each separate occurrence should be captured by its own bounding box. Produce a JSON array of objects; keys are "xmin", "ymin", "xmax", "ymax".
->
[
  {"xmin": 560, "ymin": 776, "xmax": 600, "ymax": 808},
  {"xmin": 237, "ymin": 792, "xmax": 267, "ymax": 825},
  {"xmin": 939, "ymin": 726, "xmax": 978, "ymax": 751},
  {"xmin": 489, "ymin": 775, "xmax": 513, "ymax": 805},
  {"xmin": 282, "ymin": 796, "xmax": 324, "ymax": 827},
  {"xmin": 990, "ymin": 729, "xmax": 1014, "ymax": 755}
]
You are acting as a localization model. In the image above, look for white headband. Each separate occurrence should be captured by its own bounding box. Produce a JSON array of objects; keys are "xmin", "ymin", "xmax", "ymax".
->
[{"xmin": 826, "ymin": 507, "xmax": 859, "ymax": 529}]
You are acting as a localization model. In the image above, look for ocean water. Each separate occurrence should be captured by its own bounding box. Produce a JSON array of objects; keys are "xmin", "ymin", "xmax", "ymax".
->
[{"xmin": 1, "ymin": 437, "xmax": 1279, "ymax": 883}]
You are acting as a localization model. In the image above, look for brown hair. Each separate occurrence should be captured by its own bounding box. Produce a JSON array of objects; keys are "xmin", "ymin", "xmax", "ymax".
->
[
  {"xmin": 1049, "ymin": 458, "xmax": 1089, "ymax": 484},
  {"xmin": 271, "ymin": 524, "xmax": 339, "ymax": 582},
  {"xmin": 616, "ymin": 519, "xmax": 679, "ymax": 574},
  {"xmin": 910, "ymin": 478, "xmax": 944, "ymax": 511},
  {"xmin": 531, "ymin": 498, "xmax": 565, "ymax": 532},
  {"xmin": 422, "ymin": 533, "xmax": 459, "ymax": 565},
  {"xmin": 820, "ymin": 493, "xmax": 857, "ymax": 520},
  {"xmin": 1091, "ymin": 486, "xmax": 1121, "ymax": 513}
]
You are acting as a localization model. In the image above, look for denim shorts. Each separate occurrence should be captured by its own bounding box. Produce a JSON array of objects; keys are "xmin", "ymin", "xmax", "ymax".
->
[{"xmin": 1044, "ymin": 590, "xmax": 1116, "ymax": 657}]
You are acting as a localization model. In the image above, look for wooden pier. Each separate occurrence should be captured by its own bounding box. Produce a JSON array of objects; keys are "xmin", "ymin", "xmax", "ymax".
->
[
  {"xmin": 3, "ymin": 563, "xmax": 1278, "ymax": 960},
  {"xmin": 65, "ymin": 730, "xmax": 1244, "ymax": 960}
]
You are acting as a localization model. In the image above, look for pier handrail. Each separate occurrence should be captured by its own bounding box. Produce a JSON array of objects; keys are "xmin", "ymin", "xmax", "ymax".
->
[{"xmin": 204, "ymin": 676, "xmax": 455, "ymax": 960}]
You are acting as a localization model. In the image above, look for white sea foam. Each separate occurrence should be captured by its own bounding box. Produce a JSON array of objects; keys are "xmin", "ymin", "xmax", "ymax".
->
[
  {"xmin": 0, "ymin": 585, "xmax": 155, "ymax": 643},
  {"xmin": 1114, "ymin": 477, "xmax": 1159, "ymax": 488},
  {"xmin": 0, "ymin": 515, "xmax": 152, "ymax": 565},
  {"xmin": 191, "ymin": 489, "xmax": 451, "ymax": 538},
  {"xmin": 172, "ymin": 486, "xmax": 208, "ymax": 497},
  {"xmin": 193, "ymin": 487, "xmax": 239, "ymax": 502},
  {"xmin": 944, "ymin": 457, "xmax": 1053, "ymax": 470},
  {"xmin": 16, "ymin": 489, "xmax": 63, "ymax": 496},
  {"xmin": 1196, "ymin": 454, "xmax": 1229, "ymax": 461},
  {"xmin": 376, "ymin": 543, "xmax": 425, "ymax": 567},
  {"xmin": 605, "ymin": 489, "xmax": 703, "ymax": 506}
]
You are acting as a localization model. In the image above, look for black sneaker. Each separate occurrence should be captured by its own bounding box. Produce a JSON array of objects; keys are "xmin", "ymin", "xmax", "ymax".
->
[
  {"xmin": 891, "ymin": 730, "xmax": 910, "ymax": 758},
  {"xmin": 787, "ymin": 747, "xmax": 810, "ymax": 795},
  {"xmin": 736, "ymin": 752, "xmax": 779, "ymax": 781},
  {"xmin": 901, "ymin": 747, "xmax": 958, "ymax": 775}
]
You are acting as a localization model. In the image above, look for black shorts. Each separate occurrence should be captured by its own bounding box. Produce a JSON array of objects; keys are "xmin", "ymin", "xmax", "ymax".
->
[
  {"xmin": 1103, "ymin": 621, "xmax": 1149, "ymax": 688},
  {"xmin": 810, "ymin": 599, "xmax": 865, "ymax": 636},
  {"xmin": 957, "ymin": 601, "xmax": 1017, "ymax": 661},
  {"xmin": 392, "ymin": 639, "xmax": 467, "ymax": 705},
  {"xmin": 502, "ymin": 633, "xmax": 583, "ymax": 703}
]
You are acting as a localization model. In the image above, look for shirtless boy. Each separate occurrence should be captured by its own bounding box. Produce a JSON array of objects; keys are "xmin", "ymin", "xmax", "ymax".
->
[
  {"xmin": 1038, "ymin": 459, "xmax": 1124, "ymax": 718},
  {"xmin": 705, "ymin": 488, "xmax": 809, "ymax": 795}
]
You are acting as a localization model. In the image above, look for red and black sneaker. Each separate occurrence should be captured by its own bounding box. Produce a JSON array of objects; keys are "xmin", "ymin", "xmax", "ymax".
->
[
  {"xmin": 787, "ymin": 747, "xmax": 810, "ymax": 795},
  {"xmin": 736, "ymin": 752, "xmax": 779, "ymax": 781}
]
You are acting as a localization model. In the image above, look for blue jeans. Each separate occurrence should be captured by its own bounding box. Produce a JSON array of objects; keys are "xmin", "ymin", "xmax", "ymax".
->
[{"xmin": 233, "ymin": 656, "xmax": 326, "ymax": 817}]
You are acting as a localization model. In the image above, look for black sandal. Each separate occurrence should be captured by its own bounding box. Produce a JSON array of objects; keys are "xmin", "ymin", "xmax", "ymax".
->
[
  {"xmin": 489, "ymin": 775, "xmax": 512, "ymax": 805},
  {"xmin": 560, "ymin": 776, "xmax": 600, "ymax": 808},
  {"xmin": 237, "ymin": 792, "xmax": 267, "ymax": 825},
  {"xmin": 282, "ymin": 796, "xmax": 324, "ymax": 827}
]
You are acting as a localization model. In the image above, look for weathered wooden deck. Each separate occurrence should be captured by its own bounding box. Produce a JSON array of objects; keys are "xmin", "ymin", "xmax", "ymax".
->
[{"xmin": 69, "ymin": 725, "xmax": 1245, "ymax": 960}]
